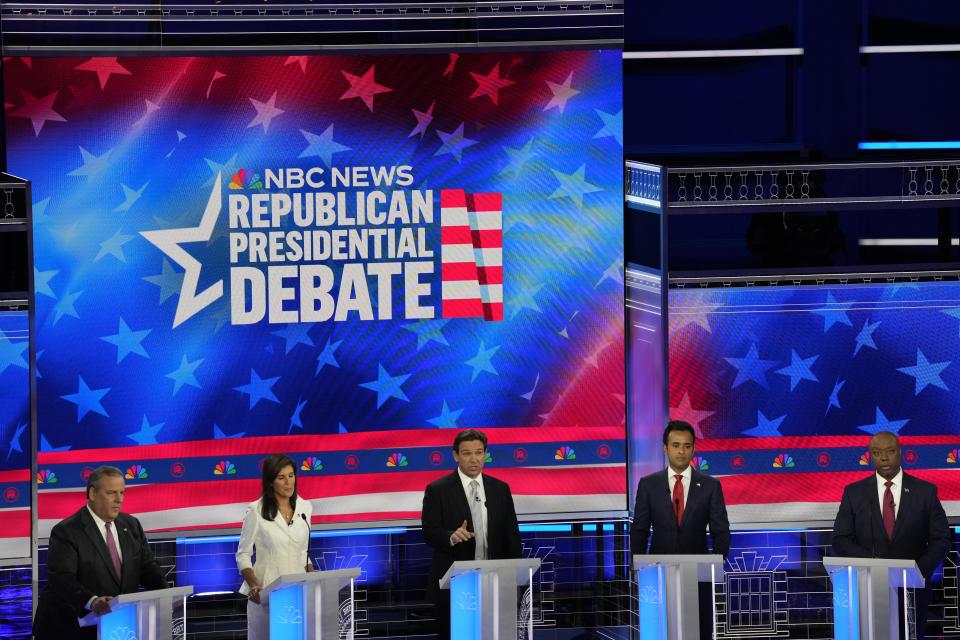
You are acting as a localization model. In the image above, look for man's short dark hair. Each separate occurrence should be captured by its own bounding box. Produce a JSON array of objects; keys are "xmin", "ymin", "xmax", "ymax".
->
[
  {"xmin": 453, "ymin": 429, "xmax": 488, "ymax": 452},
  {"xmin": 663, "ymin": 420, "xmax": 696, "ymax": 446},
  {"xmin": 86, "ymin": 465, "xmax": 123, "ymax": 501}
]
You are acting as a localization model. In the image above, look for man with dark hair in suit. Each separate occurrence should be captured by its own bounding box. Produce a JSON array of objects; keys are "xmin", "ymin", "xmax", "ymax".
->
[
  {"xmin": 832, "ymin": 431, "xmax": 950, "ymax": 640},
  {"xmin": 421, "ymin": 429, "xmax": 522, "ymax": 640},
  {"xmin": 630, "ymin": 420, "xmax": 731, "ymax": 637},
  {"xmin": 33, "ymin": 465, "xmax": 167, "ymax": 640}
]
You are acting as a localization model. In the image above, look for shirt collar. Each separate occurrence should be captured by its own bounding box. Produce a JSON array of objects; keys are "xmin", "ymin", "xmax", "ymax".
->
[
  {"xmin": 86, "ymin": 504, "xmax": 108, "ymax": 529},
  {"xmin": 458, "ymin": 467, "xmax": 483, "ymax": 490},
  {"xmin": 667, "ymin": 465, "xmax": 693, "ymax": 481},
  {"xmin": 876, "ymin": 468, "xmax": 903, "ymax": 487}
]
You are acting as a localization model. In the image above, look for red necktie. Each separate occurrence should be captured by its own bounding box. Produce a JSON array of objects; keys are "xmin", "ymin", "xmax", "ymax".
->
[
  {"xmin": 105, "ymin": 521, "xmax": 122, "ymax": 579},
  {"xmin": 673, "ymin": 474, "xmax": 684, "ymax": 524},
  {"xmin": 883, "ymin": 481, "xmax": 895, "ymax": 540}
]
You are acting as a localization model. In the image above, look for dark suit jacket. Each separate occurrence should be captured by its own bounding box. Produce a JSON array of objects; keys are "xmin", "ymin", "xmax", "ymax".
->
[
  {"xmin": 421, "ymin": 470, "xmax": 522, "ymax": 600},
  {"xmin": 832, "ymin": 472, "xmax": 950, "ymax": 580},
  {"xmin": 630, "ymin": 468, "xmax": 731, "ymax": 557},
  {"xmin": 33, "ymin": 506, "xmax": 167, "ymax": 639}
]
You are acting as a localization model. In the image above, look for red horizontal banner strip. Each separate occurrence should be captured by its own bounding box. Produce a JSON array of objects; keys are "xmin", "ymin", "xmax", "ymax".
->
[
  {"xmin": 470, "ymin": 230, "xmax": 502, "ymax": 249},
  {"xmin": 720, "ymin": 469, "xmax": 960, "ymax": 505},
  {"xmin": 0, "ymin": 469, "xmax": 29, "ymax": 483},
  {"xmin": 696, "ymin": 434, "xmax": 960, "ymax": 452},
  {"xmin": 442, "ymin": 299, "xmax": 483, "ymax": 317},
  {"xmin": 0, "ymin": 511, "xmax": 30, "ymax": 537},
  {"xmin": 440, "ymin": 189, "xmax": 466, "ymax": 208},
  {"xmin": 38, "ymin": 466, "xmax": 627, "ymax": 521},
  {"xmin": 466, "ymin": 193, "xmax": 502, "ymax": 212},
  {"xmin": 440, "ymin": 226, "xmax": 472, "ymax": 245},
  {"xmin": 477, "ymin": 266, "xmax": 503, "ymax": 285},
  {"xmin": 37, "ymin": 427, "xmax": 627, "ymax": 465},
  {"xmin": 441, "ymin": 262, "xmax": 479, "ymax": 282}
]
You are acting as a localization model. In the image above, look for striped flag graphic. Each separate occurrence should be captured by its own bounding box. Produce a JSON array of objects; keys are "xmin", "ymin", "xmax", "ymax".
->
[{"xmin": 440, "ymin": 189, "xmax": 503, "ymax": 321}]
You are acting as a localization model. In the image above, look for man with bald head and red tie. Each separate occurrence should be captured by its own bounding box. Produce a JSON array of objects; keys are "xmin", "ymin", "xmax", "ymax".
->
[{"xmin": 832, "ymin": 431, "xmax": 950, "ymax": 640}]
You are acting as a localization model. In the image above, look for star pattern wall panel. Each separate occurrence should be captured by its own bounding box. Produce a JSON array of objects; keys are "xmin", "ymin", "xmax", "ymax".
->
[
  {"xmin": 0, "ymin": 311, "xmax": 29, "ymax": 557},
  {"xmin": 3, "ymin": 52, "xmax": 624, "ymax": 534}
]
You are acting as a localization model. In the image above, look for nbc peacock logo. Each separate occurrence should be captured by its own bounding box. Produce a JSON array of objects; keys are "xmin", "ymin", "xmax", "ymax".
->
[
  {"xmin": 859, "ymin": 451, "xmax": 871, "ymax": 466},
  {"xmin": 772, "ymin": 453, "xmax": 795, "ymax": 469},
  {"xmin": 485, "ymin": 451, "xmax": 492, "ymax": 463},
  {"xmin": 555, "ymin": 446, "xmax": 576, "ymax": 461},
  {"xmin": 125, "ymin": 464, "xmax": 148, "ymax": 480},
  {"xmin": 301, "ymin": 456, "xmax": 323, "ymax": 471},
  {"xmin": 691, "ymin": 456, "xmax": 710, "ymax": 472},
  {"xmin": 228, "ymin": 169, "xmax": 264, "ymax": 190},
  {"xmin": 386, "ymin": 453, "xmax": 408, "ymax": 467},
  {"xmin": 214, "ymin": 460, "xmax": 237, "ymax": 475},
  {"xmin": 37, "ymin": 469, "xmax": 57, "ymax": 484}
]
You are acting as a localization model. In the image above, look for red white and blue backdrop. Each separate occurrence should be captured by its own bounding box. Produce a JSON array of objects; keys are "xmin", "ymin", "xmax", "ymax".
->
[
  {"xmin": 670, "ymin": 282, "xmax": 960, "ymax": 523},
  {"xmin": 3, "ymin": 51, "xmax": 625, "ymax": 535},
  {"xmin": 0, "ymin": 311, "xmax": 29, "ymax": 556}
]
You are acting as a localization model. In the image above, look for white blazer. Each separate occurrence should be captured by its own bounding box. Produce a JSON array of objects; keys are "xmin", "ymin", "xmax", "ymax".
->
[{"xmin": 236, "ymin": 497, "xmax": 313, "ymax": 595}]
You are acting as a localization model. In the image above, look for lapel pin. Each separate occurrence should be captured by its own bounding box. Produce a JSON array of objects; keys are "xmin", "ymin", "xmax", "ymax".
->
[
  {"xmin": 905, "ymin": 488, "xmax": 910, "ymax": 493},
  {"xmin": 696, "ymin": 483, "xmax": 701, "ymax": 487}
]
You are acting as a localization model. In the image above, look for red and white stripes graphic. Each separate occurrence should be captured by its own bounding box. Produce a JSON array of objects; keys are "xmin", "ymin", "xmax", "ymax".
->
[{"xmin": 440, "ymin": 189, "xmax": 503, "ymax": 321}]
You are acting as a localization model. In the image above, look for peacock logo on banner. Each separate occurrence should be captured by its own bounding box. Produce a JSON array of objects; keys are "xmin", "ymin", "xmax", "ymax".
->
[{"xmin": 141, "ymin": 167, "xmax": 503, "ymax": 328}]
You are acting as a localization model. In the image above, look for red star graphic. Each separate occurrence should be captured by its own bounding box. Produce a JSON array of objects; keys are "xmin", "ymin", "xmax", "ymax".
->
[
  {"xmin": 75, "ymin": 57, "xmax": 132, "ymax": 90},
  {"xmin": 3, "ymin": 57, "xmax": 31, "ymax": 69},
  {"xmin": 285, "ymin": 56, "xmax": 309, "ymax": 73},
  {"xmin": 10, "ymin": 90, "xmax": 66, "ymax": 136},
  {"xmin": 408, "ymin": 100, "xmax": 435, "ymax": 139},
  {"xmin": 443, "ymin": 53, "xmax": 459, "ymax": 77},
  {"xmin": 340, "ymin": 65, "xmax": 392, "ymax": 112},
  {"xmin": 206, "ymin": 70, "xmax": 226, "ymax": 99},
  {"xmin": 64, "ymin": 80, "xmax": 101, "ymax": 112},
  {"xmin": 468, "ymin": 62, "xmax": 515, "ymax": 105},
  {"xmin": 670, "ymin": 392, "xmax": 716, "ymax": 439}
]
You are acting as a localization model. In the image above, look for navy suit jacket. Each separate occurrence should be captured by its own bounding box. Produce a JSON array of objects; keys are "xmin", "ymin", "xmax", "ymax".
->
[
  {"xmin": 630, "ymin": 468, "xmax": 731, "ymax": 557},
  {"xmin": 421, "ymin": 471, "xmax": 522, "ymax": 600},
  {"xmin": 832, "ymin": 472, "xmax": 950, "ymax": 580},
  {"xmin": 33, "ymin": 506, "xmax": 167, "ymax": 639}
]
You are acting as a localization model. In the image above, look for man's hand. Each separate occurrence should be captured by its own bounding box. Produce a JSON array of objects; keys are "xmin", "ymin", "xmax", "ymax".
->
[
  {"xmin": 450, "ymin": 520, "xmax": 475, "ymax": 545},
  {"xmin": 91, "ymin": 596, "xmax": 113, "ymax": 616},
  {"xmin": 248, "ymin": 584, "xmax": 264, "ymax": 605}
]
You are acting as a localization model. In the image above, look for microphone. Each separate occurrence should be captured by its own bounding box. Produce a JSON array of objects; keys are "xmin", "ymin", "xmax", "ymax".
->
[{"xmin": 475, "ymin": 494, "xmax": 481, "ymax": 503}]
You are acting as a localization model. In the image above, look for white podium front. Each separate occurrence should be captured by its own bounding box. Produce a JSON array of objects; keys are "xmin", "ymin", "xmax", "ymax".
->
[
  {"xmin": 633, "ymin": 554, "xmax": 724, "ymax": 640},
  {"xmin": 824, "ymin": 557, "xmax": 923, "ymax": 640},
  {"xmin": 81, "ymin": 585, "xmax": 193, "ymax": 640},
  {"xmin": 439, "ymin": 558, "xmax": 541, "ymax": 640},
  {"xmin": 262, "ymin": 568, "xmax": 362, "ymax": 640}
]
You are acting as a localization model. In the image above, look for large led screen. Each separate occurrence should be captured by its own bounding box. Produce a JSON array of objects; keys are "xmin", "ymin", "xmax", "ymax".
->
[
  {"xmin": 0, "ymin": 310, "xmax": 29, "ymax": 558},
  {"xmin": 670, "ymin": 282, "xmax": 960, "ymax": 524},
  {"xmin": 4, "ymin": 52, "xmax": 625, "ymax": 534}
]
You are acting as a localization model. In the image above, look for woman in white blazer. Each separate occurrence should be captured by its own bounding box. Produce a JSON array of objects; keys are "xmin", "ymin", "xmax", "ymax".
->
[{"xmin": 235, "ymin": 453, "xmax": 314, "ymax": 639}]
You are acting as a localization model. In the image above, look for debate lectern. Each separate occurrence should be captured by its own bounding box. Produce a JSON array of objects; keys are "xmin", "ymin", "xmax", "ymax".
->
[
  {"xmin": 824, "ymin": 557, "xmax": 924, "ymax": 640},
  {"xmin": 439, "ymin": 558, "xmax": 542, "ymax": 640},
  {"xmin": 633, "ymin": 554, "xmax": 724, "ymax": 640},
  {"xmin": 81, "ymin": 585, "xmax": 194, "ymax": 639},
  {"xmin": 262, "ymin": 568, "xmax": 362, "ymax": 640}
]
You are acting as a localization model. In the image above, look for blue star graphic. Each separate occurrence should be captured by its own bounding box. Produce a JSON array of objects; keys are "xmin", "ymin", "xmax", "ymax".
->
[
  {"xmin": 359, "ymin": 363, "xmax": 411, "ymax": 408},
  {"xmin": 944, "ymin": 307, "xmax": 960, "ymax": 336},
  {"xmin": 126, "ymin": 415, "xmax": 164, "ymax": 445},
  {"xmin": 100, "ymin": 317, "xmax": 151, "ymax": 363},
  {"xmin": 724, "ymin": 343, "xmax": 778, "ymax": 388},
  {"xmin": 499, "ymin": 138, "xmax": 537, "ymax": 176},
  {"xmin": 811, "ymin": 292, "xmax": 853, "ymax": 332},
  {"xmin": 510, "ymin": 284, "xmax": 543, "ymax": 319},
  {"xmin": 273, "ymin": 323, "xmax": 314, "ymax": 354},
  {"xmin": 338, "ymin": 422, "xmax": 348, "ymax": 434},
  {"xmin": 213, "ymin": 424, "xmax": 245, "ymax": 439},
  {"xmin": 0, "ymin": 331, "xmax": 28, "ymax": 375},
  {"xmin": 6, "ymin": 422, "xmax": 27, "ymax": 459},
  {"xmin": 854, "ymin": 319, "xmax": 881, "ymax": 356},
  {"xmin": 113, "ymin": 181, "xmax": 149, "ymax": 212},
  {"xmin": 742, "ymin": 410, "xmax": 787, "ymax": 437},
  {"xmin": 234, "ymin": 368, "xmax": 281, "ymax": 409},
  {"xmin": 593, "ymin": 109, "xmax": 623, "ymax": 146},
  {"xmin": 203, "ymin": 153, "xmax": 239, "ymax": 187},
  {"xmin": 776, "ymin": 349, "xmax": 819, "ymax": 391},
  {"xmin": 897, "ymin": 348, "xmax": 950, "ymax": 395},
  {"xmin": 826, "ymin": 378, "xmax": 846, "ymax": 416},
  {"xmin": 402, "ymin": 319, "xmax": 450, "ymax": 350},
  {"xmin": 52, "ymin": 289, "xmax": 83, "ymax": 325},
  {"xmin": 434, "ymin": 123, "xmax": 478, "ymax": 163},
  {"xmin": 143, "ymin": 258, "xmax": 183, "ymax": 304},
  {"xmin": 39, "ymin": 434, "xmax": 71, "ymax": 452},
  {"xmin": 34, "ymin": 267, "xmax": 58, "ymax": 299},
  {"xmin": 299, "ymin": 125, "xmax": 351, "ymax": 165},
  {"xmin": 60, "ymin": 375, "xmax": 110, "ymax": 421},
  {"xmin": 465, "ymin": 341, "xmax": 500, "ymax": 382},
  {"xmin": 166, "ymin": 354, "xmax": 203, "ymax": 395},
  {"xmin": 549, "ymin": 164, "xmax": 603, "ymax": 208},
  {"xmin": 32, "ymin": 197, "xmax": 50, "ymax": 225},
  {"xmin": 68, "ymin": 146, "xmax": 113, "ymax": 178},
  {"xmin": 428, "ymin": 401, "xmax": 464, "ymax": 429},
  {"xmin": 316, "ymin": 339, "xmax": 343, "ymax": 374},
  {"xmin": 288, "ymin": 397, "xmax": 308, "ymax": 433},
  {"xmin": 94, "ymin": 230, "xmax": 135, "ymax": 263},
  {"xmin": 857, "ymin": 407, "xmax": 909, "ymax": 435}
]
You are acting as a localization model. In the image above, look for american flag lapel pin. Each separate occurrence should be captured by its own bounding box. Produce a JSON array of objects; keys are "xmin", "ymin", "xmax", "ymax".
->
[
  {"xmin": 696, "ymin": 483, "xmax": 701, "ymax": 487},
  {"xmin": 904, "ymin": 488, "xmax": 910, "ymax": 493}
]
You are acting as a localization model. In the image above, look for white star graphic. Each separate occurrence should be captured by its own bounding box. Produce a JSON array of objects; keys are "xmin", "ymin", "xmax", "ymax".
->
[
  {"xmin": 544, "ymin": 72, "xmax": 580, "ymax": 114},
  {"xmin": 140, "ymin": 175, "xmax": 224, "ymax": 328},
  {"xmin": 247, "ymin": 91, "xmax": 284, "ymax": 133}
]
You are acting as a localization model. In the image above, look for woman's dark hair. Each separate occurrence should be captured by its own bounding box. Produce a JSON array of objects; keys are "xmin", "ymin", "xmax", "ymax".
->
[{"xmin": 260, "ymin": 453, "xmax": 298, "ymax": 521}]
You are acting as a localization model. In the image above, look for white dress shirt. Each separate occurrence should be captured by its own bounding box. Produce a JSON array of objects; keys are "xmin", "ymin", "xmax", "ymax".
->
[
  {"xmin": 667, "ymin": 465, "xmax": 692, "ymax": 505},
  {"xmin": 876, "ymin": 469, "xmax": 903, "ymax": 518},
  {"xmin": 83, "ymin": 505, "xmax": 123, "ymax": 611},
  {"xmin": 458, "ymin": 468, "xmax": 488, "ymax": 550}
]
